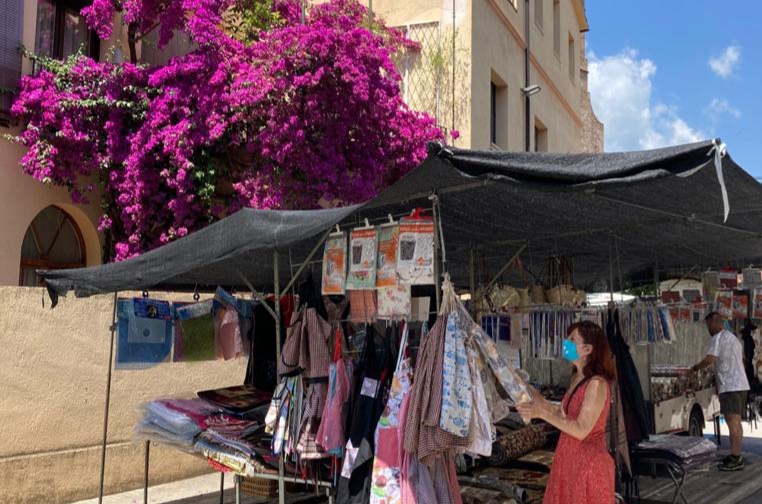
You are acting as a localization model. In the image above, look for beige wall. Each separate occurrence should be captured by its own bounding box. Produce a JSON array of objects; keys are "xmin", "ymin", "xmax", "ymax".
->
[
  {"xmin": 0, "ymin": 137, "xmax": 103, "ymax": 285},
  {"xmin": 0, "ymin": 288, "xmax": 247, "ymax": 503},
  {"xmin": 357, "ymin": 0, "xmax": 593, "ymax": 152}
]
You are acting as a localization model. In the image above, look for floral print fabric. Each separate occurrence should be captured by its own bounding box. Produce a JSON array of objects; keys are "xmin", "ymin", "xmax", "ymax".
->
[
  {"xmin": 378, "ymin": 283, "xmax": 412, "ymax": 319},
  {"xmin": 439, "ymin": 311, "xmax": 473, "ymax": 438}
]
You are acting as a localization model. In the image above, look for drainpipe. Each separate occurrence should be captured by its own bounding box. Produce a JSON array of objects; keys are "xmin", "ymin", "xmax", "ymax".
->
[{"xmin": 524, "ymin": 0, "xmax": 531, "ymax": 152}]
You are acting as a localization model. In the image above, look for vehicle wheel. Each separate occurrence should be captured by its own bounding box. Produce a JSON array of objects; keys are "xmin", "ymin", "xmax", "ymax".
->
[{"xmin": 688, "ymin": 407, "xmax": 704, "ymax": 437}]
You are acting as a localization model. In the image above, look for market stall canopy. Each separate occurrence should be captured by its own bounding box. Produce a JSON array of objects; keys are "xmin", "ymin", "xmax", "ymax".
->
[
  {"xmin": 363, "ymin": 139, "xmax": 762, "ymax": 290},
  {"xmin": 41, "ymin": 139, "xmax": 762, "ymax": 303},
  {"xmin": 42, "ymin": 205, "xmax": 360, "ymax": 304}
]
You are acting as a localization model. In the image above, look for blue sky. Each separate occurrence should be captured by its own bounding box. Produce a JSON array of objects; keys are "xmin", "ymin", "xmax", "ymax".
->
[{"xmin": 585, "ymin": 0, "xmax": 760, "ymax": 176}]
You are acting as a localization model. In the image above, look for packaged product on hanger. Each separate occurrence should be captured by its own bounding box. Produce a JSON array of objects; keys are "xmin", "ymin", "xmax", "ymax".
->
[
  {"xmin": 396, "ymin": 218, "xmax": 435, "ymax": 285},
  {"xmin": 346, "ymin": 227, "xmax": 378, "ymax": 290},
  {"xmin": 702, "ymin": 271, "xmax": 721, "ymax": 304},
  {"xmin": 753, "ymin": 289, "xmax": 762, "ymax": 319},
  {"xmin": 733, "ymin": 292, "xmax": 749, "ymax": 319},
  {"xmin": 715, "ymin": 290, "xmax": 733, "ymax": 320},
  {"xmin": 322, "ymin": 232, "xmax": 347, "ymax": 295},
  {"xmin": 116, "ymin": 298, "xmax": 174, "ymax": 369},
  {"xmin": 175, "ymin": 299, "xmax": 216, "ymax": 361},
  {"xmin": 376, "ymin": 224, "xmax": 399, "ymax": 288},
  {"xmin": 720, "ymin": 268, "xmax": 739, "ymax": 289}
]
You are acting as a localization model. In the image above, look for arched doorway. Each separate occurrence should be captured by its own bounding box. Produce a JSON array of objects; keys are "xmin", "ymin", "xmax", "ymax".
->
[{"xmin": 19, "ymin": 205, "xmax": 86, "ymax": 286}]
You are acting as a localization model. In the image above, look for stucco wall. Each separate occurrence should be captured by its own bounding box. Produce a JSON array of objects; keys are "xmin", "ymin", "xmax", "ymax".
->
[
  {"xmin": 0, "ymin": 287, "xmax": 247, "ymax": 503},
  {"xmin": 0, "ymin": 138, "xmax": 103, "ymax": 286}
]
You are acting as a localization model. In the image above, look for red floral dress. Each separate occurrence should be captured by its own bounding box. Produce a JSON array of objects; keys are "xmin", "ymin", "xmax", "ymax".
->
[{"xmin": 543, "ymin": 378, "xmax": 614, "ymax": 504}]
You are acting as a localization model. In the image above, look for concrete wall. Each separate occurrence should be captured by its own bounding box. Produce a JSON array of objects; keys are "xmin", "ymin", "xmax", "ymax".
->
[{"xmin": 0, "ymin": 288, "xmax": 247, "ymax": 503}]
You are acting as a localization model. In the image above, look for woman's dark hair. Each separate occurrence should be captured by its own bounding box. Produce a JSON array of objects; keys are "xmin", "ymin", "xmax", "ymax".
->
[{"xmin": 567, "ymin": 321, "xmax": 616, "ymax": 382}]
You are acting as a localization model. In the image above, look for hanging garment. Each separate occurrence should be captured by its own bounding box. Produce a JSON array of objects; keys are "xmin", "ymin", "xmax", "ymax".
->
[
  {"xmin": 279, "ymin": 306, "xmax": 332, "ymax": 379},
  {"xmin": 350, "ymin": 290, "xmax": 378, "ymax": 324},
  {"xmin": 324, "ymin": 295, "xmax": 350, "ymax": 354},
  {"xmin": 370, "ymin": 324, "xmax": 413, "ymax": 504},
  {"xmin": 317, "ymin": 358, "xmax": 353, "ymax": 455},
  {"xmin": 543, "ymin": 379, "xmax": 614, "ymax": 504},
  {"xmin": 439, "ymin": 311, "xmax": 473, "ymax": 438},
  {"xmin": 338, "ymin": 325, "xmax": 395, "ymax": 504},
  {"xmin": 403, "ymin": 316, "xmax": 469, "ymax": 467},
  {"xmin": 606, "ymin": 309, "xmax": 649, "ymax": 444},
  {"xmin": 465, "ymin": 342, "xmax": 494, "ymax": 457},
  {"xmin": 214, "ymin": 304, "xmax": 244, "ymax": 360},
  {"xmin": 297, "ymin": 382, "xmax": 329, "ymax": 460}
]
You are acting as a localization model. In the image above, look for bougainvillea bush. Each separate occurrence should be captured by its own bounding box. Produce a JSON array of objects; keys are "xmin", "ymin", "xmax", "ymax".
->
[{"xmin": 10, "ymin": 0, "xmax": 443, "ymax": 260}]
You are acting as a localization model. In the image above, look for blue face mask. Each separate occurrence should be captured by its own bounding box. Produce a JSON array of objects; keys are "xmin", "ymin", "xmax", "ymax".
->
[{"xmin": 563, "ymin": 339, "xmax": 580, "ymax": 361}]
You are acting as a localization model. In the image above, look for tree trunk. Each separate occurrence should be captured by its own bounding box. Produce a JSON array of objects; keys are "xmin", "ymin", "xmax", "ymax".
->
[{"xmin": 128, "ymin": 23, "xmax": 138, "ymax": 63}]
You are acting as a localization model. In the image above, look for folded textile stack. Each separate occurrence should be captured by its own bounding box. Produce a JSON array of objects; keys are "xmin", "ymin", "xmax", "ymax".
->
[
  {"xmin": 195, "ymin": 415, "xmax": 268, "ymax": 476},
  {"xmin": 636, "ymin": 435, "xmax": 717, "ymax": 468},
  {"xmin": 134, "ymin": 399, "xmax": 221, "ymax": 451}
]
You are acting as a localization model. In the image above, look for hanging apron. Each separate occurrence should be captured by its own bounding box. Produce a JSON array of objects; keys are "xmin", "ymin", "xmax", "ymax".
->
[
  {"xmin": 370, "ymin": 323, "xmax": 412, "ymax": 504},
  {"xmin": 439, "ymin": 311, "xmax": 473, "ymax": 438},
  {"xmin": 338, "ymin": 324, "xmax": 395, "ymax": 504},
  {"xmin": 317, "ymin": 327, "xmax": 353, "ymax": 456}
]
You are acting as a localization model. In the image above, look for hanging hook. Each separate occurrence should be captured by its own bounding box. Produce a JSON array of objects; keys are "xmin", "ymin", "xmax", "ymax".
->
[
  {"xmin": 193, "ymin": 284, "xmax": 200, "ymax": 302},
  {"xmin": 142, "ymin": 289, "xmax": 149, "ymax": 299}
]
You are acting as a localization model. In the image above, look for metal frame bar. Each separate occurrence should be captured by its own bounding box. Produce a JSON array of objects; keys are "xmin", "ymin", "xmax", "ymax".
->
[
  {"xmin": 97, "ymin": 292, "xmax": 118, "ymax": 504},
  {"xmin": 479, "ymin": 244, "xmax": 528, "ymax": 300},
  {"xmin": 273, "ymin": 250, "xmax": 286, "ymax": 504},
  {"xmin": 593, "ymin": 193, "xmax": 762, "ymax": 238},
  {"xmin": 143, "ymin": 441, "xmax": 150, "ymax": 504}
]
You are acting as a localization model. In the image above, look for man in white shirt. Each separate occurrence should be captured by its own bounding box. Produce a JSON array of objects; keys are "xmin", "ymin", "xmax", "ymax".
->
[{"xmin": 691, "ymin": 312, "xmax": 750, "ymax": 471}]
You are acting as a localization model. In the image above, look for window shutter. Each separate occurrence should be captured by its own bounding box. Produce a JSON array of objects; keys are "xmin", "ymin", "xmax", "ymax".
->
[{"xmin": 0, "ymin": 0, "xmax": 24, "ymax": 123}]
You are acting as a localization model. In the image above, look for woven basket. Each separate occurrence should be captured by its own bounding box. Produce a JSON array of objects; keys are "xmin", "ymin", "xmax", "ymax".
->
[
  {"xmin": 531, "ymin": 284, "xmax": 546, "ymax": 304},
  {"xmin": 517, "ymin": 287, "xmax": 529, "ymax": 308},
  {"xmin": 545, "ymin": 285, "xmax": 576, "ymax": 305},
  {"xmin": 241, "ymin": 477, "xmax": 302, "ymax": 498},
  {"xmin": 241, "ymin": 477, "xmax": 278, "ymax": 498}
]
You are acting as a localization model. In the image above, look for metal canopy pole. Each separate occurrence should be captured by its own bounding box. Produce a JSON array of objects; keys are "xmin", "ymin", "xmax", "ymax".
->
[
  {"xmin": 280, "ymin": 227, "xmax": 333, "ymax": 296},
  {"xmin": 98, "ymin": 292, "xmax": 119, "ymax": 504},
  {"xmin": 480, "ymin": 244, "xmax": 528, "ymax": 300},
  {"xmin": 143, "ymin": 441, "xmax": 149, "ymax": 504},
  {"xmin": 469, "ymin": 245, "xmax": 477, "ymax": 317},
  {"xmin": 273, "ymin": 250, "xmax": 286, "ymax": 504},
  {"xmin": 609, "ymin": 232, "xmax": 615, "ymax": 302}
]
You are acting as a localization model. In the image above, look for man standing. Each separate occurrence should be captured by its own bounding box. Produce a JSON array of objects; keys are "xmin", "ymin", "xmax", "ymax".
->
[{"xmin": 691, "ymin": 312, "xmax": 750, "ymax": 471}]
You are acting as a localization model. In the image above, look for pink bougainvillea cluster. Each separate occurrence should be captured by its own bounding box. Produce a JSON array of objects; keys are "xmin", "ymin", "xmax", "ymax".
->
[{"xmin": 11, "ymin": 0, "xmax": 442, "ymax": 260}]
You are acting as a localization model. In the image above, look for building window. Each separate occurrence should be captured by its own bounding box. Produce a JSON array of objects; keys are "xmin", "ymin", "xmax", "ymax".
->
[
  {"xmin": 568, "ymin": 33, "xmax": 576, "ymax": 82},
  {"xmin": 535, "ymin": 0, "xmax": 544, "ymax": 32},
  {"xmin": 19, "ymin": 206, "xmax": 86, "ymax": 286},
  {"xmin": 34, "ymin": 0, "xmax": 99, "ymax": 61},
  {"xmin": 0, "ymin": 0, "xmax": 23, "ymax": 124},
  {"xmin": 553, "ymin": 0, "xmax": 561, "ymax": 57},
  {"xmin": 490, "ymin": 72, "xmax": 508, "ymax": 149},
  {"xmin": 535, "ymin": 118, "xmax": 548, "ymax": 152},
  {"xmin": 490, "ymin": 82, "xmax": 497, "ymax": 145}
]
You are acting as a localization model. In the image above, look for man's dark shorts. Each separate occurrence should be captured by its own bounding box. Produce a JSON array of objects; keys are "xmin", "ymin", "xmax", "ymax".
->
[{"xmin": 720, "ymin": 391, "xmax": 748, "ymax": 418}]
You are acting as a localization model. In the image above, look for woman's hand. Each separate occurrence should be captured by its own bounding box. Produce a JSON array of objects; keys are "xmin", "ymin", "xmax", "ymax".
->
[{"xmin": 516, "ymin": 400, "xmax": 545, "ymax": 421}]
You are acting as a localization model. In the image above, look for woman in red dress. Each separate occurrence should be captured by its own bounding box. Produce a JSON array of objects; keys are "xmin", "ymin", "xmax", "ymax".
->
[{"xmin": 517, "ymin": 321, "xmax": 616, "ymax": 504}]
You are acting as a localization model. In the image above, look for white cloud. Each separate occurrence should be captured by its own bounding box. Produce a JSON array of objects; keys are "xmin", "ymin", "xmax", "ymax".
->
[
  {"xmin": 588, "ymin": 49, "xmax": 704, "ymax": 152},
  {"xmin": 704, "ymin": 98, "xmax": 742, "ymax": 120},
  {"xmin": 708, "ymin": 45, "xmax": 742, "ymax": 78}
]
